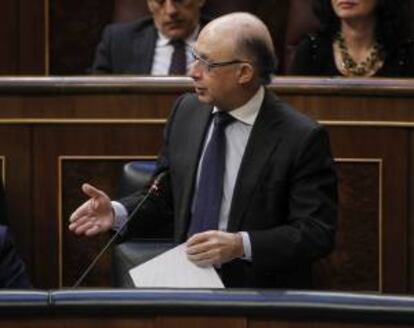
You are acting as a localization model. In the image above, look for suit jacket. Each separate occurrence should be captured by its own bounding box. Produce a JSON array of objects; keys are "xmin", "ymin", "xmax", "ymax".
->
[
  {"xmin": 91, "ymin": 16, "xmax": 209, "ymax": 74},
  {"xmin": 0, "ymin": 226, "xmax": 31, "ymax": 288},
  {"xmin": 121, "ymin": 90, "xmax": 337, "ymax": 289}
]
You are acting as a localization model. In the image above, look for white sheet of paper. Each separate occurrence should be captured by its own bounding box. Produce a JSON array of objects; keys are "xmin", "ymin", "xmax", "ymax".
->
[{"xmin": 129, "ymin": 243, "xmax": 224, "ymax": 288}]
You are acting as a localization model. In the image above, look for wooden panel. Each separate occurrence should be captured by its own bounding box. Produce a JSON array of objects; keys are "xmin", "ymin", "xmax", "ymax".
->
[
  {"xmin": 0, "ymin": 0, "xmax": 47, "ymax": 74},
  {"xmin": 314, "ymin": 161, "xmax": 380, "ymax": 291},
  {"xmin": 155, "ymin": 316, "xmax": 246, "ymax": 328},
  {"xmin": 409, "ymin": 132, "xmax": 414, "ymax": 293},
  {"xmin": 0, "ymin": 317, "xmax": 153, "ymax": 328},
  {"xmin": 61, "ymin": 157, "xmax": 153, "ymax": 287},
  {"xmin": 33, "ymin": 124, "xmax": 163, "ymax": 288},
  {"xmin": 0, "ymin": 0, "xmax": 19, "ymax": 74},
  {"xmin": 328, "ymin": 127, "xmax": 408, "ymax": 293},
  {"xmin": 18, "ymin": 0, "xmax": 47, "ymax": 74},
  {"xmin": 0, "ymin": 126, "xmax": 32, "ymax": 276},
  {"xmin": 0, "ymin": 77, "xmax": 411, "ymax": 292},
  {"xmin": 1, "ymin": 316, "xmax": 414, "ymax": 328}
]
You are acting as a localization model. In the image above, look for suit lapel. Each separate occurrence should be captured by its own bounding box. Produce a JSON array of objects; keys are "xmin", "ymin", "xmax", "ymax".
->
[
  {"xmin": 132, "ymin": 25, "xmax": 157, "ymax": 74},
  {"xmin": 175, "ymin": 100, "xmax": 213, "ymax": 240},
  {"xmin": 227, "ymin": 91, "xmax": 285, "ymax": 231}
]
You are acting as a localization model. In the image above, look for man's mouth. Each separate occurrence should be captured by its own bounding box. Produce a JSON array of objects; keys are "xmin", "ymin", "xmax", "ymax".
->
[
  {"xmin": 164, "ymin": 20, "xmax": 184, "ymax": 28},
  {"xmin": 194, "ymin": 86, "xmax": 206, "ymax": 93},
  {"xmin": 337, "ymin": 1, "xmax": 357, "ymax": 9}
]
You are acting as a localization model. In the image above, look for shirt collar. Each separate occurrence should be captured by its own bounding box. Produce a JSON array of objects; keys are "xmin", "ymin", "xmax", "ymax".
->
[
  {"xmin": 213, "ymin": 86, "xmax": 265, "ymax": 126},
  {"xmin": 156, "ymin": 24, "xmax": 200, "ymax": 47}
]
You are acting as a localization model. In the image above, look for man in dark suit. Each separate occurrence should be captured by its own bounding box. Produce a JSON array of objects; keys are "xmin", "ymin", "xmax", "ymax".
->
[
  {"xmin": 91, "ymin": 0, "xmax": 207, "ymax": 74},
  {"xmin": 70, "ymin": 12, "xmax": 337, "ymax": 288},
  {"xmin": 0, "ymin": 225, "xmax": 31, "ymax": 288}
]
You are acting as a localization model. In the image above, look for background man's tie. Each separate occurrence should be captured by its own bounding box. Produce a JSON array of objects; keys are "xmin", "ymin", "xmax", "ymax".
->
[
  {"xmin": 169, "ymin": 39, "xmax": 187, "ymax": 75},
  {"xmin": 188, "ymin": 112, "xmax": 234, "ymax": 236}
]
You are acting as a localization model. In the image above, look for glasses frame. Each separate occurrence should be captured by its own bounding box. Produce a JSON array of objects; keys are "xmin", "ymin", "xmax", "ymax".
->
[{"xmin": 191, "ymin": 50, "xmax": 251, "ymax": 73}]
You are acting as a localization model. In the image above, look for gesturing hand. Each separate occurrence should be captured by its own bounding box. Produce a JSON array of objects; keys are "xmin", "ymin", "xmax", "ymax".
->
[
  {"xmin": 186, "ymin": 230, "xmax": 244, "ymax": 267},
  {"xmin": 68, "ymin": 183, "xmax": 114, "ymax": 237}
]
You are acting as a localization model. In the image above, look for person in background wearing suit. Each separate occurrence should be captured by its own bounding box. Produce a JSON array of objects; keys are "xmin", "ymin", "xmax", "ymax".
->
[
  {"xmin": 289, "ymin": 0, "xmax": 414, "ymax": 77},
  {"xmin": 70, "ymin": 12, "xmax": 337, "ymax": 288},
  {"xmin": 91, "ymin": 0, "xmax": 207, "ymax": 75},
  {"xmin": 0, "ymin": 225, "xmax": 31, "ymax": 288}
]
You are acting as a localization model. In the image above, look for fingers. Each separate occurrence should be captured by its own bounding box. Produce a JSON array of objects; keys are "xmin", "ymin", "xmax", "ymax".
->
[
  {"xmin": 186, "ymin": 230, "xmax": 212, "ymax": 247},
  {"xmin": 68, "ymin": 210, "xmax": 94, "ymax": 232},
  {"xmin": 186, "ymin": 231, "xmax": 220, "ymax": 266},
  {"xmin": 69, "ymin": 214, "xmax": 106, "ymax": 236},
  {"xmin": 186, "ymin": 231, "xmax": 243, "ymax": 266}
]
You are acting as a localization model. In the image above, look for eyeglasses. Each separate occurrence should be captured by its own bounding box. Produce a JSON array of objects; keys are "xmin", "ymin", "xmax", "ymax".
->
[{"xmin": 191, "ymin": 50, "xmax": 251, "ymax": 72}]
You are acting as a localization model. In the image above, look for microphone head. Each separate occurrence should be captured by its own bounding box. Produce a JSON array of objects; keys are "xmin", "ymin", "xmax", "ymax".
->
[{"xmin": 148, "ymin": 171, "xmax": 169, "ymax": 196}]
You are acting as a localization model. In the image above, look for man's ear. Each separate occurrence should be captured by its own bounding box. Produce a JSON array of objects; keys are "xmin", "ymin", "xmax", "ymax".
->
[{"xmin": 237, "ymin": 63, "xmax": 254, "ymax": 84}]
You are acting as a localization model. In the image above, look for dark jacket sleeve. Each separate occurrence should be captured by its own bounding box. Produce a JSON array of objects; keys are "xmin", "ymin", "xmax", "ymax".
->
[{"xmin": 0, "ymin": 226, "xmax": 32, "ymax": 288}]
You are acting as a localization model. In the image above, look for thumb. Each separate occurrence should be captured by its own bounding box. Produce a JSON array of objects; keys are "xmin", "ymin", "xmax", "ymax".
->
[{"xmin": 81, "ymin": 183, "xmax": 105, "ymax": 200}]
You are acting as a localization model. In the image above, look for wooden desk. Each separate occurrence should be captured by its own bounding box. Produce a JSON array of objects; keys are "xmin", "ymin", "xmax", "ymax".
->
[
  {"xmin": 2, "ymin": 289, "xmax": 414, "ymax": 328},
  {"xmin": 1, "ymin": 77, "xmax": 413, "ymax": 293}
]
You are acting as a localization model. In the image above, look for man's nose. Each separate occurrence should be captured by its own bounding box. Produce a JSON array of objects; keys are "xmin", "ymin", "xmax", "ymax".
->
[
  {"xmin": 189, "ymin": 61, "xmax": 202, "ymax": 80},
  {"xmin": 164, "ymin": 0, "xmax": 179, "ymax": 15}
]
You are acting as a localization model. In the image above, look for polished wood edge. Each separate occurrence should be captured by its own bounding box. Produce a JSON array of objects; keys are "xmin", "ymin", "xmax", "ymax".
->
[
  {"xmin": 0, "ymin": 76, "xmax": 413, "ymax": 95},
  {"xmin": 0, "ymin": 119, "xmax": 167, "ymax": 124},
  {"xmin": 0, "ymin": 119, "xmax": 413, "ymax": 127},
  {"xmin": 271, "ymin": 77, "xmax": 414, "ymax": 96}
]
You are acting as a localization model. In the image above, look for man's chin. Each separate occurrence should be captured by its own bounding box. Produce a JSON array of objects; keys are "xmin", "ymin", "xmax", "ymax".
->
[
  {"xmin": 163, "ymin": 27, "xmax": 189, "ymax": 40},
  {"xmin": 194, "ymin": 90, "xmax": 211, "ymax": 104}
]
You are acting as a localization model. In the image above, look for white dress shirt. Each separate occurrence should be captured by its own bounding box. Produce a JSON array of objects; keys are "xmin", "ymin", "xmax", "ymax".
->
[
  {"xmin": 192, "ymin": 87, "xmax": 264, "ymax": 260},
  {"xmin": 151, "ymin": 26, "xmax": 199, "ymax": 75}
]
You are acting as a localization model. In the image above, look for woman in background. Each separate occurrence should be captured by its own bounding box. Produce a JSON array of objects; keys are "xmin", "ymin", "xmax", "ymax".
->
[{"xmin": 289, "ymin": 0, "xmax": 414, "ymax": 77}]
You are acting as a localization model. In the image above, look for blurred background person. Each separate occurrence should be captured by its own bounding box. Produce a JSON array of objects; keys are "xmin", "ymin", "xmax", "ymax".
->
[
  {"xmin": 289, "ymin": 0, "xmax": 414, "ymax": 77},
  {"xmin": 0, "ymin": 225, "xmax": 31, "ymax": 288},
  {"xmin": 91, "ymin": 0, "xmax": 207, "ymax": 75}
]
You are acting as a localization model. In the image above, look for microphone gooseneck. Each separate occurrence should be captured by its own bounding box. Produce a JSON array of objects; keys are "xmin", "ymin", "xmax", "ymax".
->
[{"xmin": 72, "ymin": 170, "xmax": 168, "ymax": 288}]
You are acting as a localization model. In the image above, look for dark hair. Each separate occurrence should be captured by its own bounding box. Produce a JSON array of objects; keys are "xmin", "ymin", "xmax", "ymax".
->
[
  {"xmin": 239, "ymin": 36, "xmax": 278, "ymax": 85},
  {"xmin": 313, "ymin": 0, "xmax": 410, "ymax": 51}
]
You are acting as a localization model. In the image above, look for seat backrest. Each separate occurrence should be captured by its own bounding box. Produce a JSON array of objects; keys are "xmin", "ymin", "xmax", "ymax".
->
[
  {"xmin": 112, "ymin": 240, "xmax": 175, "ymax": 287},
  {"xmin": 116, "ymin": 161, "xmax": 156, "ymax": 198},
  {"xmin": 116, "ymin": 161, "xmax": 173, "ymax": 239},
  {"xmin": 282, "ymin": 0, "xmax": 320, "ymax": 73}
]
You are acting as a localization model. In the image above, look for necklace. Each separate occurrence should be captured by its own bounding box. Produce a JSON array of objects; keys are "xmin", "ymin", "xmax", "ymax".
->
[{"xmin": 336, "ymin": 33, "xmax": 384, "ymax": 76}]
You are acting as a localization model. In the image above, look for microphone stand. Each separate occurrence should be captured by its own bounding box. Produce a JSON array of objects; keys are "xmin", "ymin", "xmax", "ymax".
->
[{"xmin": 72, "ymin": 171, "xmax": 168, "ymax": 288}]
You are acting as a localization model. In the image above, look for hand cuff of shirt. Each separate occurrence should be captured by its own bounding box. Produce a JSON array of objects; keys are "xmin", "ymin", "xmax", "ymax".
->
[
  {"xmin": 111, "ymin": 201, "xmax": 128, "ymax": 232},
  {"xmin": 239, "ymin": 231, "xmax": 252, "ymax": 261}
]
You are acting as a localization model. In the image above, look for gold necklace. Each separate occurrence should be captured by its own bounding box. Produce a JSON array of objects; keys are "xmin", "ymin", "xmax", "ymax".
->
[{"xmin": 336, "ymin": 33, "xmax": 383, "ymax": 76}]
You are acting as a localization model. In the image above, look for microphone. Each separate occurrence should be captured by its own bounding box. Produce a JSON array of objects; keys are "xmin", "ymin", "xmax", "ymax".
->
[{"xmin": 72, "ymin": 170, "xmax": 169, "ymax": 288}]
